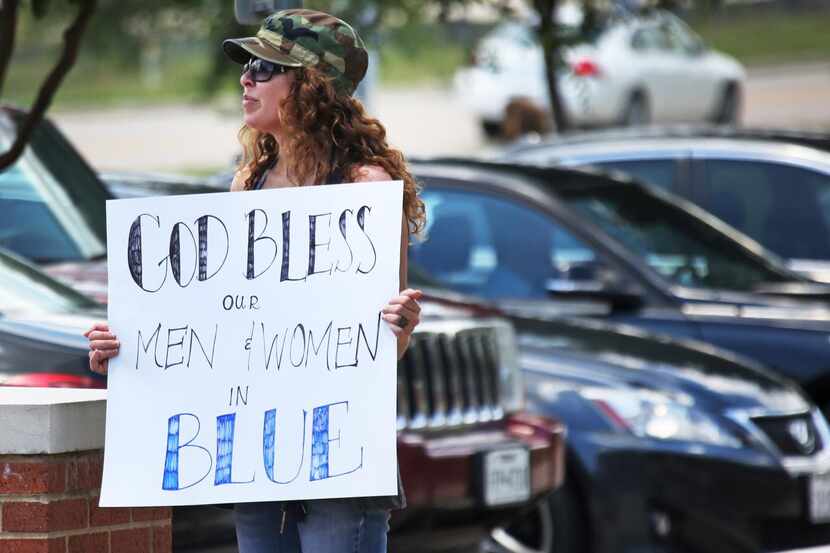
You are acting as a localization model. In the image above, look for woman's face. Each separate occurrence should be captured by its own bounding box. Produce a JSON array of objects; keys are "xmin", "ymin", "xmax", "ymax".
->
[{"xmin": 240, "ymin": 60, "xmax": 295, "ymax": 135}]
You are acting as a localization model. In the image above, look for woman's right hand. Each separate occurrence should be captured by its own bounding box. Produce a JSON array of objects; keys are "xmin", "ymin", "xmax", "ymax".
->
[{"xmin": 84, "ymin": 322, "xmax": 120, "ymax": 375}]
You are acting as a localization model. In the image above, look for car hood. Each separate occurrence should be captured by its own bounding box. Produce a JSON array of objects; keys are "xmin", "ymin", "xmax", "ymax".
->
[
  {"xmin": 514, "ymin": 314, "xmax": 809, "ymax": 415},
  {"xmin": 0, "ymin": 308, "xmax": 103, "ymax": 351}
]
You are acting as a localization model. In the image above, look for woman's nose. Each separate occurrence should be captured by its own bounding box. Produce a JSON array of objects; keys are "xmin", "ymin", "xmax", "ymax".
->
[{"xmin": 240, "ymin": 69, "xmax": 254, "ymax": 88}]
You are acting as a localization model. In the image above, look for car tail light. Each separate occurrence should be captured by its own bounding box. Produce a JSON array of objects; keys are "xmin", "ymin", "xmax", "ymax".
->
[
  {"xmin": 1, "ymin": 373, "xmax": 106, "ymax": 389},
  {"xmin": 572, "ymin": 59, "xmax": 601, "ymax": 77}
]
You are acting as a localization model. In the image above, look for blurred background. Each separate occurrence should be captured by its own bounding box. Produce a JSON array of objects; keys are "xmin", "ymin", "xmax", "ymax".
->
[
  {"xmin": 5, "ymin": 2, "xmax": 830, "ymax": 553},
  {"xmin": 4, "ymin": 0, "xmax": 829, "ymax": 173}
]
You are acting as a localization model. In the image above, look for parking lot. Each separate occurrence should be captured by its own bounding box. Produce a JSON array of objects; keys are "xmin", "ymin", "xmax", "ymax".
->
[
  {"xmin": 5, "ymin": 4, "xmax": 830, "ymax": 553},
  {"xmin": 52, "ymin": 62, "xmax": 830, "ymax": 173}
]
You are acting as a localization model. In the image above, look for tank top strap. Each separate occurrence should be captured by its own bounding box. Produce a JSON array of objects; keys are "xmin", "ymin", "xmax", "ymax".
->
[
  {"xmin": 252, "ymin": 157, "xmax": 278, "ymax": 190},
  {"xmin": 326, "ymin": 165, "xmax": 346, "ymax": 185}
]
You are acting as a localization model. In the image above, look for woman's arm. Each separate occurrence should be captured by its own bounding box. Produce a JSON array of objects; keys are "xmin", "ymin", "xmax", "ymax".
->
[{"xmin": 354, "ymin": 165, "xmax": 422, "ymax": 359}]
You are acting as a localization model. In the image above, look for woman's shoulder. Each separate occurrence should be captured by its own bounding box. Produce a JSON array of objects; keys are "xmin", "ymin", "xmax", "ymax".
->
[
  {"xmin": 351, "ymin": 164, "xmax": 393, "ymax": 183},
  {"xmin": 230, "ymin": 167, "xmax": 252, "ymax": 192}
]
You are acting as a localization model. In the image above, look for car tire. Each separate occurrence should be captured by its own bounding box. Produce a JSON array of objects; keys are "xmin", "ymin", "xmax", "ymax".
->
[
  {"xmin": 487, "ymin": 480, "xmax": 588, "ymax": 553},
  {"xmin": 712, "ymin": 83, "xmax": 742, "ymax": 125},
  {"xmin": 621, "ymin": 91, "xmax": 650, "ymax": 127}
]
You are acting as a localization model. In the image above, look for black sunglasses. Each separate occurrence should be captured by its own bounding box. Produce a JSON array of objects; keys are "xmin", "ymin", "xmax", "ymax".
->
[{"xmin": 241, "ymin": 58, "xmax": 293, "ymax": 82}]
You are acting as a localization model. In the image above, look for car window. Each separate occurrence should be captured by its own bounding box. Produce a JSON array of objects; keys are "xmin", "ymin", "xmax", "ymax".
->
[
  {"xmin": 410, "ymin": 188, "xmax": 600, "ymax": 300},
  {"xmin": 630, "ymin": 27, "xmax": 662, "ymax": 51},
  {"xmin": 701, "ymin": 160, "xmax": 830, "ymax": 261},
  {"xmin": 653, "ymin": 24, "xmax": 676, "ymax": 52},
  {"xmin": 0, "ymin": 160, "xmax": 88, "ymax": 262},
  {"xmin": 665, "ymin": 16, "xmax": 706, "ymax": 55},
  {"xmin": 0, "ymin": 115, "xmax": 107, "ymax": 263},
  {"xmin": 559, "ymin": 185, "xmax": 791, "ymax": 291},
  {"xmin": 588, "ymin": 159, "xmax": 677, "ymax": 191}
]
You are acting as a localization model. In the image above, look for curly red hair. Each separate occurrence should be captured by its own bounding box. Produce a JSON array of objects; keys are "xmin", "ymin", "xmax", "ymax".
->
[{"xmin": 237, "ymin": 68, "xmax": 425, "ymax": 237}]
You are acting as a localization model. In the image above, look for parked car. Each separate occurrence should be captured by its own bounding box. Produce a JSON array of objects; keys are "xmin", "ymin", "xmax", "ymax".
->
[
  {"xmin": 0, "ymin": 107, "xmax": 569, "ymax": 552},
  {"xmin": 502, "ymin": 127, "xmax": 830, "ymax": 283},
  {"xmin": 0, "ymin": 245, "xmax": 565, "ymax": 552},
  {"xmin": 8, "ymin": 197, "xmax": 828, "ymax": 553},
  {"xmin": 11, "ymin": 104, "xmax": 830, "ymax": 552},
  {"xmin": 493, "ymin": 301, "xmax": 830, "ymax": 553},
  {"xmin": 0, "ymin": 106, "xmax": 110, "ymax": 300},
  {"xmin": 454, "ymin": 8, "xmax": 745, "ymax": 136},
  {"xmin": 406, "ymin": 159, "xmax": 830, "ymax": 416},
  {"xmin": 107, "ymin": 170, "xmax": 830, "ymax": 552}
]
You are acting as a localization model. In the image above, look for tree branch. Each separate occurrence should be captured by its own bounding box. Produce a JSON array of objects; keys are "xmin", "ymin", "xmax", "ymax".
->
[
  {"xmin": 0, "ymin": 0, "xmax": 21, "ymax": 97},
  {"xmin": 533, "ymin": 0, "xmax": 570, "ymax": 132},
  {"xmin": 0, "ymin": 0, "xmax": 97, "ymax": 172}
]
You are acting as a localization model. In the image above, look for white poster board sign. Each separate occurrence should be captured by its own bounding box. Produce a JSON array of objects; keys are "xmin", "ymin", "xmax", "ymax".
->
[{"xmin": 100, "ymin": 181, "xmax": 402, "ymax": 507}]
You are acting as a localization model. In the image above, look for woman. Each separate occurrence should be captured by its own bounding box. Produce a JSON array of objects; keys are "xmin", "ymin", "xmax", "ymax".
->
[{"xmin": 86, "ymin": 8, "xmax": 424, "ymax": 553}]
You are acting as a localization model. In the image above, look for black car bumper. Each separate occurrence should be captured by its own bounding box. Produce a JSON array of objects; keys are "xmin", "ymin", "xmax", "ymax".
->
[{"xmin": 574, "ymin": 434, "xmax": 830, "ymax": 553}]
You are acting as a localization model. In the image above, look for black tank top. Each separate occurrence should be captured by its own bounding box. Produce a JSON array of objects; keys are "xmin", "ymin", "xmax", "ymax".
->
[{"xmin": 251, "ymin": 158, "xmax": 346, "ymax": 189}]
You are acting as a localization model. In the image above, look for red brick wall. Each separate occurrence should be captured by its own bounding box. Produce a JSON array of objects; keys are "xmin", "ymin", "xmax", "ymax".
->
[{"xmin": 0, "ymin": 451, "xmax": 171, "ymax": 553}]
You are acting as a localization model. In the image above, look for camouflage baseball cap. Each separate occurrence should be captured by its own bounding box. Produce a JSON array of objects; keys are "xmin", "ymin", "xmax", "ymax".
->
[{"xmin": 223, "ymin": 9, "xmax": 368, "ymax": 96}]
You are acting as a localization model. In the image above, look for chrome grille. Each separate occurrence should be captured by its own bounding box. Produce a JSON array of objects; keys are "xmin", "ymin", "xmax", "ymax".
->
[{"xmin": 398, "ymin": 322, "xmax": 508, "ymax": 430}]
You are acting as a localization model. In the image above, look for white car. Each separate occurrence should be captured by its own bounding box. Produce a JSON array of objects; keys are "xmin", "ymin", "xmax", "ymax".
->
[{"xmin": 455, "ymin": 10, "xmax": 746, "ymax": 135}]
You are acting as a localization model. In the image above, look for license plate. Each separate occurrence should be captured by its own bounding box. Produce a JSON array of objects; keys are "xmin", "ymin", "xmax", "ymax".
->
[
  {"xmin": 809, "ymin": 472, "xmax": 830, "ymax": 523},
  {"xmin": 483, "ymin": 448, "xmax": 531, "ymax": 506}
]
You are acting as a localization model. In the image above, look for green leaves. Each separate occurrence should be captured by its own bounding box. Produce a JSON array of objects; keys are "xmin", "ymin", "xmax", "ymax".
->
[{"xmin": 31, "ymin": 0, "xmax": 52, "ymax": 18}]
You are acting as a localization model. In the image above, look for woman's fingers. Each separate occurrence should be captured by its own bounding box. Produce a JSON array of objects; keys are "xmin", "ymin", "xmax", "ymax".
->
[
  {"xmin": 88, "ymin": 350, "xmax": 109, "ymax": 375},
  {"xmin": 92, "ymin": 348, "xmax": 119, "ymax": 360},
  {"xmin": 83, "ymin": 322, "xmax": 111, "ymax": 338},
  {"xmin": 381, "ymin": 314, "xmax": 405, "ymax": 336},
  {"xmin": 85, "ymin": 322, "xmax": 117, "ymax": 375},
  {"xmin": 382, "ymin": 303, "xmax": 419, "ymax": 320},
  {"xmin": 90, "ymin": 339, "xmax": 120, "ymax": 351},
  {"xmin": 87, "ymin": 329, "xmax": 117, "ymax": 340},
  {"xmin": 383, "ymin": 289, "xmax": 423, "ymax": 337}
]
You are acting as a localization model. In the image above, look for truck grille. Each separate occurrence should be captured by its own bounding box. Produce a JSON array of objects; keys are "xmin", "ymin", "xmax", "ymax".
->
[
  {"xmin": 398, "ymin": 324, "xmax": 506, "ymax": 430},
  {"xmin": 752, "ymin": 413, "xmax": 822, "ymax": 457}
]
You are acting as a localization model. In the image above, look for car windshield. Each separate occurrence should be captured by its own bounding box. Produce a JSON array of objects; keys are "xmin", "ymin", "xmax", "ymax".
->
[
  {"xmin": 558, "ymin": 185, "xmax": 793, "ymax": 291},
  {"xmin": 0, "ymin": 250, "xmax": 101, "ymax": 314},
  {"xmin": 0, "ymin": 111, "xmax": 108, "ymax": 263}
]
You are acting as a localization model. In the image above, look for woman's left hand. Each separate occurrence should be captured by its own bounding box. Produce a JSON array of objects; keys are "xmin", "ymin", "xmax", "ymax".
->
[{"xmin": 382, "ymin": 288, "xmax": 423, "ymax": 358}]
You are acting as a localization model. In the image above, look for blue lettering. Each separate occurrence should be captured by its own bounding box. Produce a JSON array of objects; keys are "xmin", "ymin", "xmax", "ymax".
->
[
  {"xmin": 309, "ymin": 401, "xmax": 363, "ymax": 482},
  {"xmin": 263, "ymin": 409, "xmax": 307, "ymax": 484},
  {"xmin": 215, "ymin": 413, "xmax": 254, "ymax": 485},
  {"xmin": 162, "ymin": 413, "xmax": 212, "ymax": 490}
]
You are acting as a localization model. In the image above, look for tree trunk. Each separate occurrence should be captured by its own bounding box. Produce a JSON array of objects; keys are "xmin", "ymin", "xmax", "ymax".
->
[
  {"xmin": 533, "ymin": 0, "xmax": 570, "ymax": 132},
  {"xmin": 0, "ymin": 0, "xmax": 96, "ymax": 172},
  {"xmin": 0, "ymin": 0, "xmax": 21, "ymax": 97}
]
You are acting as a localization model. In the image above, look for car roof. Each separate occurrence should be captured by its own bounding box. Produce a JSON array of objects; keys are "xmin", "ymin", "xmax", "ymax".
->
[
  {"xmin": 411, "ymin": 157, "xmax": 657, "ymax": 195},
  {"xmin": 504, "ymin": 126, "xmax": 830, "ymax": 168},
  {"xmin": 410, "ymin": 157, "xmax": 802, "ymax": 280}
]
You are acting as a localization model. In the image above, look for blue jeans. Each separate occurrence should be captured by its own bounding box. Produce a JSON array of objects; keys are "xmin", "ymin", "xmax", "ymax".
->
[{"xmin": 234, "ymin": 501, "xmax": 390, "ymax": 553}]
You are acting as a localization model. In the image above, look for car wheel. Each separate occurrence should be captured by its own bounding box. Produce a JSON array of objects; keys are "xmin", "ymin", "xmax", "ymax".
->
[
  {"xmin": 712, "ymin": 83, "xmax": 741, "ymax": 125},
  {"xmin": 481, "ymin": 119, "xmax": 503, "ymax": 139},
  {"xmin": 621, "ymin": 92, "xmax": 650, "ymax": 127},
  {"xmin": 487, "ymin": 481, "xmax": 588, "ymax": 553}
]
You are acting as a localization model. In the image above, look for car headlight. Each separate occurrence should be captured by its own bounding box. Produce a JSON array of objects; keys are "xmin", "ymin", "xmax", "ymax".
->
[{"xmin": 584, "ymin": 388, "xmax": 743, "ymax": 448}]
